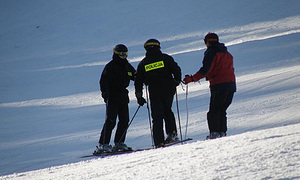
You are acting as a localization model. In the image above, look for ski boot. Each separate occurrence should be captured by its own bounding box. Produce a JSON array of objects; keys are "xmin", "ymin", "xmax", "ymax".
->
[
  {"xmin": 155, "ymin": 143, "xmax": 166, "ymax": 148},
  {"xmin": 165, "ymin": 132, "xmax": 179, "ymax": 144},
  {"xmin": 219, "ymin": 132, "xmax": 227, "ymax": 137},
  {"xmin": 93, "ymin": 144, "xmax": 113, "ymax": 155},
  {"xmin": 206, "ymin": 132, "xmax": 220, "ymax": 140},
  {"xmin": 113, "ymin": 142, "xmax": 132, "ymax": 152}
]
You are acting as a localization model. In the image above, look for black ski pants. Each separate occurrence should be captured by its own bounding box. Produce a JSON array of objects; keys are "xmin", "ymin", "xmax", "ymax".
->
[
  {"xmin": 150, "ymin": 94, "xmax": 177, "ymax": 146},
  {"xmin": 207, "ymin": 91, "xmax": 234, "ymax": 133},
  {"xmin": 99, "ymin": 101, "xmax": 129, "ymax": 145}
]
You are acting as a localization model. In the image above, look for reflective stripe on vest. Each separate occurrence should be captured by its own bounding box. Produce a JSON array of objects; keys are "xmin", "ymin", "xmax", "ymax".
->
[{"xmin": 145, "ymin": 61, "xmax": 164, "ymax": 72}]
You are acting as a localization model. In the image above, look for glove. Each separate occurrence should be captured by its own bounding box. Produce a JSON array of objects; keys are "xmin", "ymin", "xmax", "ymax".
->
[
  {"xmin": 137, "ymin": 97, "xmax": 146, "ymax": 106},
  {"xmin": 183, "ymin": 75, "xmax": 193, "ymax": 84}
]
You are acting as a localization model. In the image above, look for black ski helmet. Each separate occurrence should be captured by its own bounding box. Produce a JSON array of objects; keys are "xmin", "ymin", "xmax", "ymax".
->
[
  {"xmin": 144, "ymin": 39, "xmax": 160, "ymax": 51},
  {"xmin": 113, "ymin": 44, "xmax": 128, "ymax": 56},
  {"xmin": 204, "ymin": 32, "xmax": 219, "ymax": 44}
]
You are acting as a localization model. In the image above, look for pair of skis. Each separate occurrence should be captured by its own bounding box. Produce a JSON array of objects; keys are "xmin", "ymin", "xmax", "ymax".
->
[{"xmin": 81, "ymin": 138, "xmax": 192, "ymax": 158}]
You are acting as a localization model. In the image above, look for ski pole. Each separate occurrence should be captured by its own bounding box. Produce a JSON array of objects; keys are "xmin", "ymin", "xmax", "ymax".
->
[
  {"xmin": 175, "ymin": 88, "xmax": 183, "ymax": 141},
  {"xmin": 146, "ymin": 86, "xmax": 155, "ymax": 148},
  {"xmin": 185, "ymin": 83, "xmax": 189, "ymax": 139},
  {"xmin": 101, "ymin": 102, "xmax": 109, "ymax": 145}
]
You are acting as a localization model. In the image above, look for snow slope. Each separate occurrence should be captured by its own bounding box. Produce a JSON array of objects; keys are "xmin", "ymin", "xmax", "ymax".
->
[
  {"xmin": 4, "ymin": 124, "xmax": 300, "ymax": 180},
  {"xmin": 0, "ymin": 0, "xmax": 299, "ymax": 179}
]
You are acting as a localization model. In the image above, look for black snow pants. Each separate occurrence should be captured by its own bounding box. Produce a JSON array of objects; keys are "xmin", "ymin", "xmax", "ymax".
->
[
  {"xmin": 207, "ymin": 91, "xmax": 234, "ymax": 133},
  {"xmin": 150, "ymin": 94, "xmax": 177, "ymax": 146},
  {"xmin": 99, "ymin": 101, "xmax": 129, "ymax": 145}
]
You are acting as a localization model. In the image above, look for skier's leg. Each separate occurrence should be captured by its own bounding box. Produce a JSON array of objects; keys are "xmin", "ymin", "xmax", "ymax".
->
[
  {"xmin": 163, "ymin": 95, "xmax": 177, "ymax": 135},
  {"xmin": 114, "ymin": 102, "xmax": 129, "ymax": 143},
  {"xmin": 207, "ymin": 92, "xmax": 226, "ymax": 133},
  {"xmin": 220, "ymin": 92, "xmax": 234, "ymax": 133},
  {"xmin": 150, "ymin": 97, "xmax": 165, "ymax": 146},
  {"xmin": 99, "ymin": 101, "xmax": 118, "ymax": 144}
]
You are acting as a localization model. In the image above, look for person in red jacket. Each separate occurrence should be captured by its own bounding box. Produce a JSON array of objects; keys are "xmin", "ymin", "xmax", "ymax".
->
[{"xmin": 183, "ymin": 33, "xmax": 236, "ymax": 139}]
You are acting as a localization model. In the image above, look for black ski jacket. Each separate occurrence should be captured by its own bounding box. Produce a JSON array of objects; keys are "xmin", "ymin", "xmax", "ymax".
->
[
  {"xmin": 135, "ymin": 48, "xmax": 181, "ymax": 98},
  {"xmin": 100, "ymin": 54, "xmax": 136, "ymax": 103}
]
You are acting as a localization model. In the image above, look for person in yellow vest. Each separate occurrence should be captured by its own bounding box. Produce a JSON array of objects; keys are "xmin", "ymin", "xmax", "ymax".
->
[{"xmin": 135, "ymin": 39, "xmax": 182, "ymax": 147}]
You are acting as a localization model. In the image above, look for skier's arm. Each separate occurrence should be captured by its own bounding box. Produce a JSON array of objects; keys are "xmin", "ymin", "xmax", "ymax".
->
[
  {"xmin": 100, "ymin": 66, "xmax": 111, "ymax": 102},
  {"xmin": 134, "ymin": 63, "xmax": 144, "ymax": 98},
  {"xmin": 192, "ymin": 49, "xmax": 216, "ymax": 82},
  {"xmin": 128, "ymin": 63, "xmax": 136, "ymax": 81},
  {"xmin": 169, "ymin": 56, "xmax": 182, "ymax": 85}
]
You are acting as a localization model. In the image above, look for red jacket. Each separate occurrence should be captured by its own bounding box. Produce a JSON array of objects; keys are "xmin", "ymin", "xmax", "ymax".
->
[{"xmin": 193, "ymin": 43, "xmax": 236, "ymax": 92}]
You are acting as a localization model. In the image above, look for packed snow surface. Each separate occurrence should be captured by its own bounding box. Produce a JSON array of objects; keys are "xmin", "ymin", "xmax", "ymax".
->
[{"xmin": 0, "ymin": 0, "xmax": 299, "ymax": 179}]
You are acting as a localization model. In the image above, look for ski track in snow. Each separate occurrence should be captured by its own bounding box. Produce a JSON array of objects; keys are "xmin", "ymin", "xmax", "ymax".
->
[
  {"xmin": 1, "ymin": 64, "xmax": 299, "ymax": 109},
  {"xmin": 30, "ymin": 15, "xmax": 300, "ymax": 71}
]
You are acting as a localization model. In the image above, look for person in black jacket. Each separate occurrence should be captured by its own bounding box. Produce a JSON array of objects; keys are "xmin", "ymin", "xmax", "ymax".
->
[
  {"xmin": 95, "ymin": 44, "xmax": 136, "ymax": 154},
  {"xmin": 135, "ymin": 39, "xmax": 182, "ymax": 148},
  {"xmin": 183, "ymin": 33, "xmax": 236, "ymax": 139}
]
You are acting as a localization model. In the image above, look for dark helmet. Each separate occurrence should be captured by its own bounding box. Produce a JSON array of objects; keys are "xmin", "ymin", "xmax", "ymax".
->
[
  {"xmin": 204, "ymin": 32, "xmax": 219, "ymax": 44},
  {"xmin": 113, "ymin": 44, "xmax": 128, "ymax": 56},
  {"xmin": 144, "ymin": 39, "xmax": 160, "ymax": 51}
]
